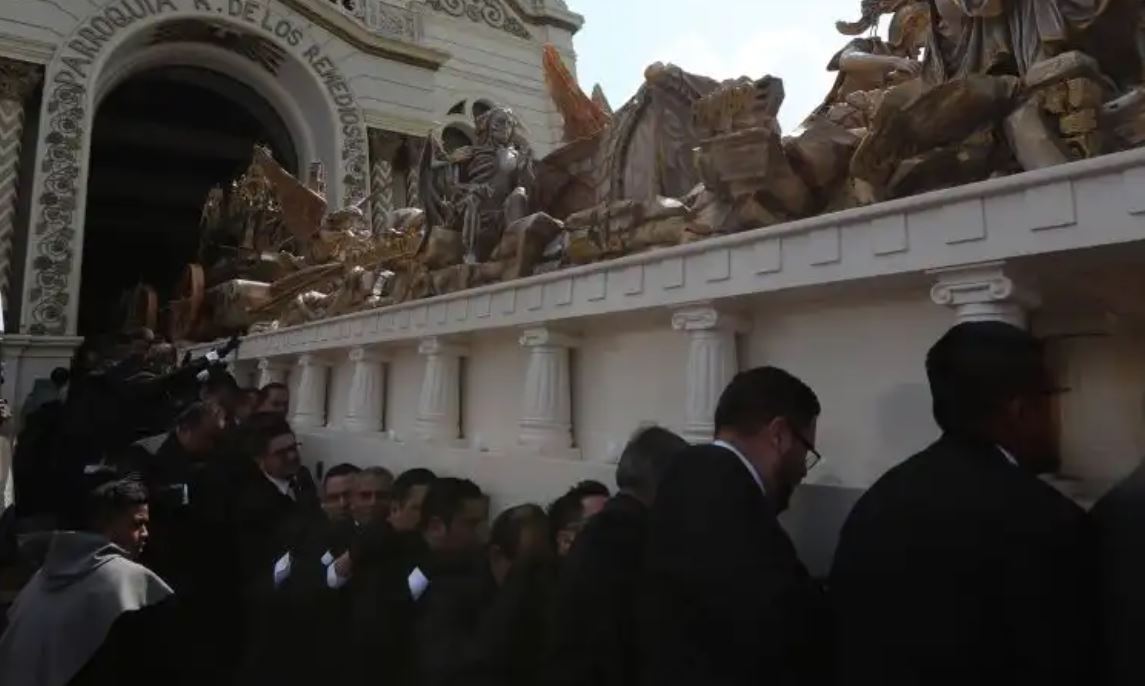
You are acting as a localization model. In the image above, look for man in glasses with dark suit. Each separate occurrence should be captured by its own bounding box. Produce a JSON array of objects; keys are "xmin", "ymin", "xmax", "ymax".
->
[
  {"xmin": 831, "ymin": 321, "xmax": 1091, "ymax": 686},
  {"xmin": 640, "ymin": 366, "xmax": 826, "ymax": 686}
]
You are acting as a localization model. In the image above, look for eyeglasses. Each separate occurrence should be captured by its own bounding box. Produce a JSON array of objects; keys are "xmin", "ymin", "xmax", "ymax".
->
[{"xmin": 792, "ymin": 430, "xmax": 823, "ymax": 473}]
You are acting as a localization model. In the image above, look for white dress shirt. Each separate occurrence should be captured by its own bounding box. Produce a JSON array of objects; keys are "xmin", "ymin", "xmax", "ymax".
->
[
  {"xmin": 263, "ymin": 472, "xmax": 294, "ymax": 500},
  {"xmin": 712, "ymin": 439, "xmax": 767, "ymax": 497},
  {"xmin": 996, "ymin": 444, "xmax": 1019, "ymax": 467}
]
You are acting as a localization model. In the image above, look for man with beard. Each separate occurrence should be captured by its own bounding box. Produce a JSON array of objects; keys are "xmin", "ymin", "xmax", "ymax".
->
[
  {"xmin": 641, "ymin": 367, "xmax": 826, "ymax": 686},
  {"xmin": 831, "ymin": 322, "xmax": 1092, "ymax": 686}
]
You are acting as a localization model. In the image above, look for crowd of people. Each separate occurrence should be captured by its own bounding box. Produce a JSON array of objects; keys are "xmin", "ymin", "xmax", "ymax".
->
[{"xmin": 0, "ymin": 319, "xmax": 1143, "ymax": 686}]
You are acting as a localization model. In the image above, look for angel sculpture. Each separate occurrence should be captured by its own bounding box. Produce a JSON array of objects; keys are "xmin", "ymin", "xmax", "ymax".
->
[
  {"xmin": 249, "ymin": 146, "xmax": 383, "ymax": 265},
  {"xmin": 813, "ymin": 1, "xmax": 930, "ymax": 128},
  {"xmin": 418, "ymin": 106, "xmax": 537, "ymax": 265}
]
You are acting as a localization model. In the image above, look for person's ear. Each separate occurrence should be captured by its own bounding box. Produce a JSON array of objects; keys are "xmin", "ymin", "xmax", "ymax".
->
[{"xmin": 765, "ymin": 416, "xmax": 791, "ymax": 454}]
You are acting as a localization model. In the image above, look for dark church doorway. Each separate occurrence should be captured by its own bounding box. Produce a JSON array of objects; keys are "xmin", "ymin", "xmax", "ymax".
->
[{"xmin": 80, "ymin": 65, "xmax": 296, "ymax": 336}]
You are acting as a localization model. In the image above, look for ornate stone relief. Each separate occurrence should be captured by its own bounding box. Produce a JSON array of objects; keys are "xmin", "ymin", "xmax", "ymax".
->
[
  {"xmin": 323, "ymin": 0, "xmax": 422, "ymax": 43},
  {"xmin": 0, "ymin": 59, "xmax": 41, "ymax": 300},
  {"xmin": 425, "ymin": 0, "xmax": 530, "ymax": 39}
]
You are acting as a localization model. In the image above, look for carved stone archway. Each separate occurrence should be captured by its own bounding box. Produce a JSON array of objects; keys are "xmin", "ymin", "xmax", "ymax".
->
[{"xmin": 21, "ymin": 0, "xmax": 370, "ymax": 336}]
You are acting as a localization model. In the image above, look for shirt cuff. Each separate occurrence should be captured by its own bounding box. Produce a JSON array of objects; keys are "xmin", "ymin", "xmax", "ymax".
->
[{"xmin": 326, "ymin": 561, "xmax": 349, "ymax": 589}]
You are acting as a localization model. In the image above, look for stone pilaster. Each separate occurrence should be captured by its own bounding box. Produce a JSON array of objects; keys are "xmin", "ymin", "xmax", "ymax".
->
[
  {"xmin": 368, "ymin": 128, "xmax": 403, "ymax": 234},
  {"xmin": 672, "ymin": 304, "xmax": 746, "ymax": 444},
  {"xmin": 256, "ymin": 357, "xmax": 290, "ymax": 388},
  {"xmin": 518, "ymin": 327, "xmax": 577, "ymax": 453},
  {"xmin": 344, "ymin": 346, "xmax": 386, "ymax": 433},
  {"xmin": 289, "ymin": 354, "xmax": 330, "ymax": 430},
  {"xmin": 416, "ymin": 337, "xmax": 465, "ymax": 442},
  {"xmin": 0, "ymin": 59, "xmax": 40, "ymax": 300},
  {"xmin": 930, "ymin": 261, "xmax": 1040, "ymax": 329},
  {"xmin": 404, "ymin": 135, "xmax": 423, "ymax": 208}
]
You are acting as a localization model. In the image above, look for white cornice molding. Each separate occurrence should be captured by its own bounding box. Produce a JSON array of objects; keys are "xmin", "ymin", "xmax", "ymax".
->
[
  {"xmin": 364, "ymin": 109, "xmax": 435, "ymax": 137},
  {"xmin": 0, "ymin": 33, "xmax": 54, "ymax": 66}
]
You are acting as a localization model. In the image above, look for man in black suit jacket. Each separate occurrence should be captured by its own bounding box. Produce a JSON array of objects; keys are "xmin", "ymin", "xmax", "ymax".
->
[
  {"xmin": 641, "ymin": 366, "xmax": 827, "ymax": 686},
  {"xmin": 233, "ymin": 413, "xmax": 329, "ymax": 686},
  {"xmin": 831, "ymin": 321, "xmax": 1094, "ymax": 686},
  {"xmin": 1091, "ymin": 462, "xmax": 1145, "ymax": 686},
  {"xmin": 546, "ymin": 425, "xmax": 688, "ymax": 686}
]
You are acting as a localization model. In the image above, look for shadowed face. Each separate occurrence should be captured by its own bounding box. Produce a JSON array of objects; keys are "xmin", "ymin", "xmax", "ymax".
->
[
  {"xmin": 352, "ymin": 472, "xmax": 394, "ymax": 525},
  {"xmin": 390, "ymin": 484, "xmax": 430, "ymax": 533},
  {"xmin": 322, "ymin": 474, "xmax": 356, "ymax": 522},
  {"xmin": 259, "ymin": 432, "xmax": 301, "ymax": 481},
  {"xmin": 486, "ymin": 111, "xmax": 512, "ymax": 146},
  {"xmin": 105, "ymin": 504, "xmax": 150, "ymax": 559},
  {"xmin": 260, "ymin": 388, "xmax": 290, "ymax": 416}
]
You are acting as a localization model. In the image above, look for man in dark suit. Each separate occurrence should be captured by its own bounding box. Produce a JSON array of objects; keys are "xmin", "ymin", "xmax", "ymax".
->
[
  {"xmin": 1091, "ymin": 461, "xmax": 1145, "ymax": 685},
  {"xmin": 418, "ymin": 503, "xmax": 554, "ymax": 686},
  {"xmin": 233, "ymin": 412, "xmax": 328, "ymax": 686},
  {"xmin": 831, "ymin": 321, "xmax": 1093, "ymax": 686},
  {"xmin": 546, "ymin": 425, "xmax": 688, "ymax": 686},
  {"xmin": 641, "ymin": 367, "xmax": 826, "ymax": 686}
]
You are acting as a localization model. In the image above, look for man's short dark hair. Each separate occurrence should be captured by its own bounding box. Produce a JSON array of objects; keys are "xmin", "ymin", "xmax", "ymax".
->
[
  {"xmin": 239, "ymin": 412, "xmax": 294, "ymax": 460},
  {"xmin": 175, "ymin": 401, "xmax": 214, "ymax": 433},
  {"xmin": 568, "ymin": 480, "xmax": 610, "ymax": 501},
  {"xmin": 257, "ymin": 382, "xmax": 288, "ymax": 403},
  {"xmin": 361, "ymin": 466, "xmax": 394, "ymax": 482},
  {"xmin": 203, "ymin": 369, "xmax": 239, "ymax": 396},
  {"xmin": 547, "ymin": 481, "xmax": 609, "ymax": 535},
  {"xmin": 490, "ymin": 504, "xmax": 548, "ymax": 561},
  {"xmin": 419, "ymin": 477, "xmax": 483, "ymax": 530},
  {"xmin": 325, "ymin": 463, "xmax": 362, "ymax": 485},
  {"xmin": 926, "ymin": 321, "xmax": 1048, "ymax": 435},
  {"xmin": 86, "ymin": 478, "xmax": 148, "ymax": 529},
  {"xmin": 394, "ymin": 467, "xmax": 437, "ymax": 505},
  {"xmin": 50, "ymin": 367, "xmax": 70, "ymax": 388},
  {"xmin": 714, "ymin": 366, "xmax": 820, "ymax": 437},
  {"xmin": 616, "ymin": 426, "xmax": 688, "ymax": 497}
]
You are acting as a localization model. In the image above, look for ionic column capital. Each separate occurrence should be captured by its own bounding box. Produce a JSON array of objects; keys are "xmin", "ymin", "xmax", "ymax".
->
[
  {"xmin": 257, "ymin": 357, "xmax": 290, "ymax": 371},
  {"xmin": 0, "ymin": 59, "xmax": 41, "ymax": 103},
  {"xmin": 929, "ymin": 261, "xmax": 1040, "ymax": 328},
  {"xmin": 348, "ymin": 346, "xmax": 387, "ymax": 363},
  {"xmin": 671, "ymin": 303, "xmax": 749, "ymax": 333},
  {"xmin": 519, "ymin": 326, "xmax": 578, "ymax": 348},
  {"xmin": 418, "ymin": 336, "xmax": 467, "ymax": 358},
  {"xmin": 296, "ymin": 352, "xmax": 333, "ymax": 368}
]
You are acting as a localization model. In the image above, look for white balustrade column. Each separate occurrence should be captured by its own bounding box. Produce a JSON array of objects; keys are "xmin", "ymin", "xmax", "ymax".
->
[
  {"xmin": 256, "ymin": 357, "xmax": 289, "ymax": 388},
  {"xmin": 929, "ymin": 261, "xmax": 1040, "ymax": 329},
  {"xmin": 672, "ymin": 305, "xmax": 745, "ymax": 444},
  {"xmin": 344, "ymin": 347, "xmax": 386, "ymax": 433},
  {"xmin": 518, "ymin": 327, "xmax": 577, "ymax": 453},
  {"xmin": 416, "ymin": 337, "xmax": 465, "ymax": 442},
  {"xmin": 289, "ymin": 354, "xmax": 331, "ymax": 430}
]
